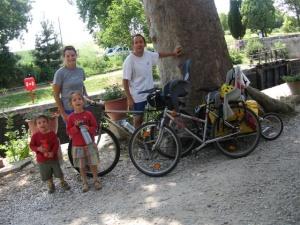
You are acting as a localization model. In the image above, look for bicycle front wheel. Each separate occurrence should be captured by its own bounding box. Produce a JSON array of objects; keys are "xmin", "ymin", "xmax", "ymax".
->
[
  {"xmin": 213, "ymin": 106, "xmax": 261, "ymax": 158},
  {"xmin": 68, "ymin": 126, "xmax": 120, "ymax": 177},
  {"xmin": 260, "ymin": 113, "xmax": 283, "ymax": 140},
  {"xmin": 129, "ymin": 122, "xmax": 181, "ymax": 177}
]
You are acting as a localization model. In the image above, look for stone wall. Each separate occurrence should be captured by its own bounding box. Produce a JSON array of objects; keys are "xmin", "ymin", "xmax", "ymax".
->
[{"xmin": 259, "ymin": 34, "xmax": 300, "ymax": 59}]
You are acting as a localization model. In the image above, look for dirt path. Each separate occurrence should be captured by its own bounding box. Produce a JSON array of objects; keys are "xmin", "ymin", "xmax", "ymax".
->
[{"xmin": 0, "ymin": 113, "xmax": 299, "ymax": 225}]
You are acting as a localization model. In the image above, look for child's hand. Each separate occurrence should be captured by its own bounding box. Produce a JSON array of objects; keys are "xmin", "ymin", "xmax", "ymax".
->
[
  {"xmin": 75, "ymin": 120, "xmax": 83, "ymax": 126},
  {"xmin": 44, "ymin": 152, "xmax": 54, "ymax": 158},
  {"xmin": 37, "ymin": 146, "xmax": 46, "ymax": 153}
]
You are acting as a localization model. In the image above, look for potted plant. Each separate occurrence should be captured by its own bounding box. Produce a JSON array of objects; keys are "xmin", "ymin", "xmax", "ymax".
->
[
  {"xmin": 101, "ymin": 84, "xmax": 127, "ymax": 121},
  {"xmin": 282, "ymin": 74, "xmax": 300, "ymax": 95},
  {"xmin": 24, "ymin": 109, "xmax": 59, "ymax": 135}
]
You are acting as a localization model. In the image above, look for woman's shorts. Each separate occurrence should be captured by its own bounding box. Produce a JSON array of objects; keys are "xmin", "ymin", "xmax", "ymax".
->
[
  {"xmin": 38, "ymin": 160, "xmax": 63, "ymax": 181},
  {"xmin": 72, "ymin": 144, "xmax": 99, "ymax": 169}
]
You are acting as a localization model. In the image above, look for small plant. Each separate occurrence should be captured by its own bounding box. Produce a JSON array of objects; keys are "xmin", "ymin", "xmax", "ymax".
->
[
  {"xmin": 272, "ymin": 41, "xmax": 288, "ymax": 59},
  {"xmin": 0, "ymin": 113, "xmax": 30, "ymax": 162},
  {"xmin": 282, "ymin": 74, "xmax": 300, "ymax": 82},
  {"xmin": 245, "ymin": 38, "xmax": 264, "ymax": 59},
  {"xmin": 229, "ymin": 49, "xmax": 244, "ymax": 65},
  {"xmin": 101, "ymin": 84, "xmax": 125, "ymax": 101}
]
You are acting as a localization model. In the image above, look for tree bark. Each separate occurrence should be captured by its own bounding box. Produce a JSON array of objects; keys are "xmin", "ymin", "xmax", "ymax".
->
[
  {"xmin": 143, "ymin": 0, "xmax": 232, "ymax": 109},
  {"xmin": 246, "ymin": 86, "xmax": 294, "ymax": 113}
]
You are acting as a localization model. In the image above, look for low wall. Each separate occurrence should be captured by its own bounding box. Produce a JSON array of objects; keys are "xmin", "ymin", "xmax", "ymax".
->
[{"xmin": 259, "ymin": 34, "xmax": 300, "ymax": 59}]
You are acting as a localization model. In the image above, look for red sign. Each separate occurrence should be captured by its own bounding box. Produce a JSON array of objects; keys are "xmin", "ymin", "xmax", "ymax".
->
[{"xmin": 24, "ymin": 76, "xmax": 36, "ymax": 91}]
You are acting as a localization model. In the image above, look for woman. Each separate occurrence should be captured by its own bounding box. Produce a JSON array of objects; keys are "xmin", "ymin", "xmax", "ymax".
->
[{"xmin": 53, "ymin": 46, "xmax": 87, "ymax": 121}]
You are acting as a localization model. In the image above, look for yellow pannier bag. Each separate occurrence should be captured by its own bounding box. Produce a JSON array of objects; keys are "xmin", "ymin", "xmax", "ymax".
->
[{"xmin": 245, "ymin": 100, "xmax": 259, "ymax": 115}]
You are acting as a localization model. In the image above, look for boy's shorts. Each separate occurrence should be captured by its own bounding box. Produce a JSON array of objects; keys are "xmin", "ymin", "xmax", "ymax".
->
[
  {"xmin": 133, "ymin": 101, "xmax": 147, "ymax": 115},
  {"xmin": 39, "ymin": 160, "xmax": 63, "ymax": 181}
]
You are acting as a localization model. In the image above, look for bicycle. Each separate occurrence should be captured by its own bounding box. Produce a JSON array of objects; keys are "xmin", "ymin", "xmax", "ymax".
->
[
  {"xmin": 67, "ymin": 97, "xmax": 164, "ymax": 177},
  {"xmin": 128, "ymin": 86, "xmax": 261, "ymax": 177}
]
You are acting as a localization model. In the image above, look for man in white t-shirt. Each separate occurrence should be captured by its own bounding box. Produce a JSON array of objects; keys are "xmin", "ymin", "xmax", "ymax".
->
[{"xmin": 123, "ymin": 34, "xmax": 182, "ymax": 128}]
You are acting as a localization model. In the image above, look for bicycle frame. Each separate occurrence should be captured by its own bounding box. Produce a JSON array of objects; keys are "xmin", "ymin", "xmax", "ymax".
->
[{"xmin": 155, "ymin": 93, "xmax": 242, "ymax": 153}]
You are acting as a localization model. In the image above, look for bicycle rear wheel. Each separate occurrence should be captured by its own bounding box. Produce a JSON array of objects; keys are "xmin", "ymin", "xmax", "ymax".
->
[
  {"xmin": 68, "ymin": 126, "xmax": 120, "ymax": 177},
  {"xmin": 260, "ymin": 113, "xmax": 283, "ymax": 140},
  {"xmin": 213, "ymin": 106, "xmax": 260, "ymax": 158},
  {"xmin": 129, "ymin": 122, "xmax": 181, "ymax": 177}
]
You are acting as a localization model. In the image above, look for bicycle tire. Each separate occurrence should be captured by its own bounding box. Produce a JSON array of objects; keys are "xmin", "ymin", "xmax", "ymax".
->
[
  {"xmin": 260, "ymin": 113, "xmax": 283, "ymax": 140},
  {"xmin": 68, "ymin": 126, "xmax": 120, "ymax": 177},
  {"xmin": 129, "ymin": 122, "xmax": 181, "ymax": 177},
  {"xmin": 213, "ymin": 106, "xmax": 261, "ymax": 158}
]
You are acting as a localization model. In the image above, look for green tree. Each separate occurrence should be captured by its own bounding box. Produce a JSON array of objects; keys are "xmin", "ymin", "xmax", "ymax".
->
[
  {"xmin": 33, "ymin": 20, "xmax": 62, "ymax": 81},
  {"xmin": 0, "ymin": 47, "xmax": 20, "ymax": 88},
  {"xmin": 75, "ymin": 0, "xmax": 148, "ymax": 48},
  {"xmin": 76, "ymin": 0, "xmax": 113, "ymax": 31},
  {"xmin": 241, "ymin": 0, "xmax": 276, "ymax": 37},
  {"xmin": 277, "ymin": 0, "xmax": 300, "ymax": 26},
  {"xmin": 281, "ymin": 15, "xmax": 299, "ymax": 32},
  {"xmin": 274, "ymin": 9, "xmax": 285, "ymax": 28},
  {"xmin": 98, "ymin": 0, "xmax": 148, "ymax": 47},
  {"xmin": 219, "ymin": 13, "xmax": 229, "ymax": 31},
  {"xmin": 228, "ymin": 0, "xmax": 246, "ymax": 39},
  {"xmin": 0, "ymin": 0, "xmax": 32, "ymax": 49},
  {"xmin": 0, "ymin": 0, "xmax": 31, "ymax": 88}
]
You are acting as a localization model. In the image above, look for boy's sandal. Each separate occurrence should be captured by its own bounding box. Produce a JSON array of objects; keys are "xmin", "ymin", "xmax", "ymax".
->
[
  {"xmin": 48, "ymin": 183, "xmax": 55, "ymax": 194},
  {"xmin": 94, "ymin": 180, "xmax": 102, "ymax": 190},
  {"xmin": 82, "ymin": 183, "xmax": 89, "ymax": 193},
  {"xmin": 61, "ymin": 181, "xmax": 71, "ymax": 190}
]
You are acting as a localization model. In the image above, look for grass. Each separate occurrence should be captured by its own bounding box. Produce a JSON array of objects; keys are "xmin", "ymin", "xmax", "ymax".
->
[{"xmin": 0, "ymin": 70, "xmax": 123, "ymax": 110}]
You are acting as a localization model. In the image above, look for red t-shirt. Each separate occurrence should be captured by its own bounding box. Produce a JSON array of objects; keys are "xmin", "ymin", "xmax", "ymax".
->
[
  {"xmin": 67, "ymin": 111, "xmax": 98, "ymax": 146},
  {"xmin": 29, "ymin": 131, "xmax": 59, "ymax": 163}
]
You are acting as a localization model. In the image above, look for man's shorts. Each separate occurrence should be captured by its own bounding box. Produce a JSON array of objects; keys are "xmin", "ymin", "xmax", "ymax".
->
[{"xmin": 133, "ymin": 101, "xmax": 147, "ymax": 115}]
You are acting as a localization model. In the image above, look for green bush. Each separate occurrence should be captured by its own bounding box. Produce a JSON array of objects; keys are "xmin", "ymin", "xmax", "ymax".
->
[
  {"xmin": 101, "ymin": 84, "xmax": 125, "ymax": 101},
  {"xmin": 245, "ymin": 38, "xmax": 264, "ymax": 59},
  {"xmin": 229, "ymin": 49, "xmax": 244, "ymax": 65},
  {"xmin": 282, "ymin": 74, "xmax": 300, "ymax": 82},
  {"xmin": 152, "ymin": 66, "xmax": 160, "ymax": 80},
  {"xmin": 0, "ymin": 113, "xmax": 30, "ymax": 162}
]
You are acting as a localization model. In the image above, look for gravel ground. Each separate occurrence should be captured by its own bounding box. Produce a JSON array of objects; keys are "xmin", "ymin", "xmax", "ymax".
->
[{"xmin": 0, "ymin": 111, "xmax": 299, "ymax": 225}]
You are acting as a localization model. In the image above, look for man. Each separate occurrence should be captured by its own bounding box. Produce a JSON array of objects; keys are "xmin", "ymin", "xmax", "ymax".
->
[{"xmin": 123, "ymin": 34, "xmax": 182, "ymax": 128}]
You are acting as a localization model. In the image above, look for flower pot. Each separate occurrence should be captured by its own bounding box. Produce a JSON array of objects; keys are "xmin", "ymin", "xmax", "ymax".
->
[
  {"xmin": 286, "ymin": 81, "xmax": 300, "ymax": 95},
  {"xmin": 104, "ymin": 97, "xmax": 127, "ymax": 121},
  {"xmin": 26, "ymin": 116, "xmax": 59, "ymax": 136}
]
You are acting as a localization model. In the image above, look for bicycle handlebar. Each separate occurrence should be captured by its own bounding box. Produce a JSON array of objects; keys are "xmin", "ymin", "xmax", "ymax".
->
[{"xmin": 138, "ymin": 87, "xmax": 161, "ymax": 94}]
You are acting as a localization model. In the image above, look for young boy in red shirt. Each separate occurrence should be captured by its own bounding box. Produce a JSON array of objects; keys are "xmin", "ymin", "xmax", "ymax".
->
[{"xmin": 30, "ymin": 115, "xmax": 70, "ymax": 193}]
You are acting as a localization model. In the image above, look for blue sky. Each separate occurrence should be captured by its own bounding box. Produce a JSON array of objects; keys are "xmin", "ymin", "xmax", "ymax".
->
[{"xmin": 8, "ymin": 0, "xmax": 229, "ymax": 52}]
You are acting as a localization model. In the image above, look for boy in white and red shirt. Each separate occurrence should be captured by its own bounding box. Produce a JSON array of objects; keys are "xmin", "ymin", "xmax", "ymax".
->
[{"xmin": 67, "ymin": 91, "xmax": 101, "ymax": 192}]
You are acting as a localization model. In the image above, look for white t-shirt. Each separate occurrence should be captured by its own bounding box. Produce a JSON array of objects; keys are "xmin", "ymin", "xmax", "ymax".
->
[{"xmin": 123, "ymin": 50, "xmax": 159, "ymax": 103}]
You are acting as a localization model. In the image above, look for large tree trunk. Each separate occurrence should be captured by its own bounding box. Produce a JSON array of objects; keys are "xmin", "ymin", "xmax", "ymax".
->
[
  {"xmin": 246, "ymin": 86, "xmax": 294, "ymax": 113},
  {"xmin": 143, "ymin": 0, "xmax": 232, "ymax": 109}
]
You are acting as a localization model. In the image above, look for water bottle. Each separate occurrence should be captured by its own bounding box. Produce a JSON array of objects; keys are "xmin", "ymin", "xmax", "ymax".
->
[
  {"xmin": 79, "ymin": 125, "xmax": 93, "ymax": 145},
  {"xmin": 120, "ymin": 120, "xmax": 135, "ymax": 133}
]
